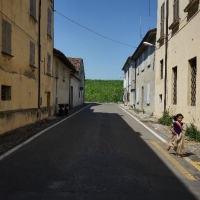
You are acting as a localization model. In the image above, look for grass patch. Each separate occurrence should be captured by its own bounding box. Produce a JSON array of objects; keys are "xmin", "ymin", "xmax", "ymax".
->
[
  {"xmin": 185, "ymin": 123, "xmax": 200, "ymax": 142},
  {"xmin": 158, "ymin": 110, "xmax": 173, "ymax": 126},
  {"xmin": 85, "ymin": 79, "xmax": 123, "ymax": 103}
]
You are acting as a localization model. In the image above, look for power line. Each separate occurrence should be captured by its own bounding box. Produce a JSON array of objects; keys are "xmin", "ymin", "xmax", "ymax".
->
[{"xmin": 54, "ymin": 10, "xmax": 137, "ymax": 48}]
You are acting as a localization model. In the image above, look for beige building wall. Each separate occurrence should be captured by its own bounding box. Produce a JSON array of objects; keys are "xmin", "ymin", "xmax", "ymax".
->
[
  {"xmin": 155, "ymin": 0, "xmax": 200, "ymax": 125},
  {"xmin": 52, "ymin": 55, "xmax": 70, "ymax": 115},
  {"xmin": 0, "ymin": 0, "xmax": 54, "ymax": 134},
  {"xmin": 132, "ymin": 29, "xmax": 157, "ymax": 115},
  {"xmin": 70, "ymin": 77, "xmax": 80, "ymax": 108}
]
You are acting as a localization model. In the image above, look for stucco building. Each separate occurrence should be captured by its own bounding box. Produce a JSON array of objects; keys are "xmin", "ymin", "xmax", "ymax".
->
[
  {"xmin": 0, "ymin": 0, "xmax": 54, "ymax": 134},
  {"xmin": 122, "ymin": 57, "xmax": 135, "ymax": 106},
  {"xmin": 68, "ymin": 57, "xmax": 85, "ymax": 108},
  {"xmin": 53, "ymin": 48, "xmax": 76, "ymax": 114},
  {"xmin": 122, "ymin": 28, "xmax": 156, "ymax": 115},
  {"xmin": 155, "ymin": 0, "xmax": 200, "ymax": 125}
]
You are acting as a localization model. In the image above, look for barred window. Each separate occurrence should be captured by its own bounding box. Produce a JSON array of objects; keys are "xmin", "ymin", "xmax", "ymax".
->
[
  {"xmin": 190, "ymin": 58, "xmax": 197, "ymax": 106},
  {"xmin": 160, "ymin": 2, "xmax": 165, "ymax": 37},
  {"xmin": 160, "ymin": 59, "xmax": 163, "ymax": 79},
  {"xmin": 172, "ymin": 67, "xmax": 177, "ymax": 105},
  {"xmin": 47, "ymin": 53, "xmax": 51, "ymax": 74},
  {"xmin": 2, "ymin": 20, "xmax": 11, "ymax": 55},
  {"xmin": 173, "ymin": 0, "xmax": 179, "ymax": 21},
  {"xmin": 30, "ymin": 41, "xmax": 35, "ymax": 66},
  {"xmin": 30, "ymin": 0, "xmax": 36, "ymax": 19}
]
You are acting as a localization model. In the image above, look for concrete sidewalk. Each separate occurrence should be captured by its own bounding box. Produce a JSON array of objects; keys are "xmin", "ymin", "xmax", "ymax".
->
[{"xmin": 118, "ymin": 104, "xmax": 200, "ymax": 160}]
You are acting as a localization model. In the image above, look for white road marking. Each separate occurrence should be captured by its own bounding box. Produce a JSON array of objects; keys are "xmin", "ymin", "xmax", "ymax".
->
[{"xmin": 0, "ymin": 104, "xmax": 91, "ymax": 161}]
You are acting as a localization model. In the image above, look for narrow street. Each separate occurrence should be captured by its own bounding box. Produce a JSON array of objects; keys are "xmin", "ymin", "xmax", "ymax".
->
[{"xmin": 0, "ymin": 103, "xmax": 200, "ymax": 200}]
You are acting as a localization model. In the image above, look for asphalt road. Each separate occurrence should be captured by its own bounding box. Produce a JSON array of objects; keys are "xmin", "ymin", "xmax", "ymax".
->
[{"xmin": 0, "ymin": 103, "xmax": 200, "ymax": 200}]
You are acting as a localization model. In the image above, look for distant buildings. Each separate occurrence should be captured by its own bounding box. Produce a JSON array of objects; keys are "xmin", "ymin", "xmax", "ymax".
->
[
  {"xmin": 122, "ymin": 29, "xmax": 156, "ymax": 115},
  {"xmin": 0, "ymin": 0, "xmax": 85, "ymax": 134},
  {"xmin": 123, "ymin": 0, "xmax": 200, "ymax": 125}
]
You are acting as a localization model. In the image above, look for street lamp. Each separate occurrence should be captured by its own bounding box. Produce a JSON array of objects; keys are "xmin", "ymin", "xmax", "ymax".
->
[{"xmin": 143, "ymin": 42, "xmax": 155, "ymax": 47}]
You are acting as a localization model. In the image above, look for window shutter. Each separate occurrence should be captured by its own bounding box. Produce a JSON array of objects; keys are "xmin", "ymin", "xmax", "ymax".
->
[
  {"xmin": 47, "ymin": 8, "xmax": 52, "ymax": 37},
  {"xmin": 146, "ymin": 83, "xmax": 150, "ymax": 104},
  {"xmin": 2, "ymin": 20, "xmax": 11, "ymax": 54},
  {"xmin": 47, "ymin": 8, "xmax": 50, "ymax": 35},
  {"xmin": 142, "ymin": 52, "xmax": 144, "ymax": 70},
  {"xmin": 30, "ymin": 41, "xmax": 35, "ymax": 66},
  {"xmin": 148, "ymin": 47, "xmax": 151, "ymax": 65},
  {"xmin": 136, "ymin": 88, "xmax": 140, "ymax": 103},
  {"xmin": 6, "ymin": 22, "xmax": 11, "ymax": 54},
  {"xmin": 30, "ymin": 0, "xmax": 36, "ymax": 18},
  {"xmin": 2, "ymin": 20, "xmax": 7, "ymax": 52},
  {"xmin": 47, "ymin": 53, "xmax": 51, "ymax": 73}
]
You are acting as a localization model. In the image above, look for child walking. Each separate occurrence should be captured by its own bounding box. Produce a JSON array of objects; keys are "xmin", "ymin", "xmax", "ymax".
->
[{"xmin": 167, "ymin": 113, "xmax": 184, "ymax": 158}]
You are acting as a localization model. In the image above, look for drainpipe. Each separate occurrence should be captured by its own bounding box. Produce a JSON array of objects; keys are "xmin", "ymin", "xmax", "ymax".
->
[
  {"xmin": 38, "ymin": 0, "xmax": 41, "ymax": 114},
  {"xmin": 164, "ymin": 0, "xmax": 168, "ymax": 112},
  {"xmin": 134, "ymin": 59, "xmax": 136, "ymax": 108}
]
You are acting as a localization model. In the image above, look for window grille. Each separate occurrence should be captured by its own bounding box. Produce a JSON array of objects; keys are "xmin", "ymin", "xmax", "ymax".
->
[
  {"xmin": 160, "ymin": 60, "xmax": 163, "ymax": 79},
  {"xmin": 173, "ymin": 0, "xmax": 179, "ymax": 21},
  {"xmin": 2, "ymin": 20, "xmax": 11, "ymax": 55},
  {"xmin": 172, "ymin": 67, "xmax": 177, "ymax": 105},
  {"xmin": 190, "ymin": 59, "xmax": 196, "ymax": 106}
]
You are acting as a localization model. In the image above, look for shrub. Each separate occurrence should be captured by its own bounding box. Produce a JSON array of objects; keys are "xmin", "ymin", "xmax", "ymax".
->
[
  {"xmin": 158, "ymin": 110, "xmax": 173, "ymax": 126},
  {"xmin": 185, "ymin": 123, "xmax": 200, "ymax": 142}
]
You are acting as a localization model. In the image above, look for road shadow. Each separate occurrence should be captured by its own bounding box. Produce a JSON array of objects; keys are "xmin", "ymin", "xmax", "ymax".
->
[{"xmin": 0, "ymin": 104, "xmax": 199, "ymax": 200}]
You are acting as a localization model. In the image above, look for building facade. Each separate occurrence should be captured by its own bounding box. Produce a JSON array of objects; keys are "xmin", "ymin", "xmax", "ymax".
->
[
  {"xmin": 53, "ymin": 48, "xmax": 76, "ymax": 114},
  {"xmin": 122, "ymin": 57, "xmax": 135, "ymax": 106},
  {"xmin": 0, "ymin": 0, "xmax": 54, "ymax": 134},
  {"xmin": 155, "ymin": 0, "xmax": 200, "ymax": 125},
  {"xmin": 68, "ymin": 58, "xmax": 85, "ymax": 107},
  {"xmin": 122, "ymin": 29, "xmax": 156, "ymax": 115}
]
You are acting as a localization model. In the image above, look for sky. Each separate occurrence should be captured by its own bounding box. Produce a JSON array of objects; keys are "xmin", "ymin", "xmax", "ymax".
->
[{"xmin": 54, "ymin": 0, "xmax": 157, "ymax": 80}]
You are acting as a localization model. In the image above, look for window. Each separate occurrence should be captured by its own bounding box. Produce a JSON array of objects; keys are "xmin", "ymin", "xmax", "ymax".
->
[
  {"xmin": 160, "ymin": 59, "xmax": 163, "ymax": 79},
  {"xmin": 30, "ymin": 41, "xmax": 35, "ymax": 66},
  {"xmin": 146, "ymin": 83, "xmax": 150, "ymax": 105},
  {"xmin": 148, "ymin": 47, "xmax": 151, "ymax": 66},
  {"xmin": 55, "ymin": 61, "xmax": 58, "ymax": 78},
  {"xmin": 30, "ymin": 0, "xmax": 36, "ymax": 19},
  {"xmin": 160, "ymin": 2, "xmax": 165, "ymax": 37},
  {"xmin": 47, "ymin": 53, "xmax": 51, "ymax": 74},
  {"xmin": 173, "ymin": 0, "xmax": 179, "ymax": 21},
  {"xmin": 190, "ymin": 58, "xmax": 197, "ymax": 106},
  {"xmin": 172, "ymin": 67, "xmax": 177, "ymax": 105},
  {"xmin": 1, "ymin": 85, "xmax": 11, "ymax": 101},
  {"xmin": 159, "ymin": 94, "xmax": 162, "ymax": 104},
  {"xmin": 2, "ymin": 20, "xmax": 11, "ymax": 55},
  {"xmin": 141, "ymin": 52, "xmax": 145, "ymax": 71},
  {"xmin": 63, "ymin": 66, "xmax": 65, "ymax": 81},
  {"xmin": 136, "ymin": 88, "xmax": 140, "ymax": 104},
  {"xmin": 47, "ymin": 8, "xmax": 53, "ymax": 37}
]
